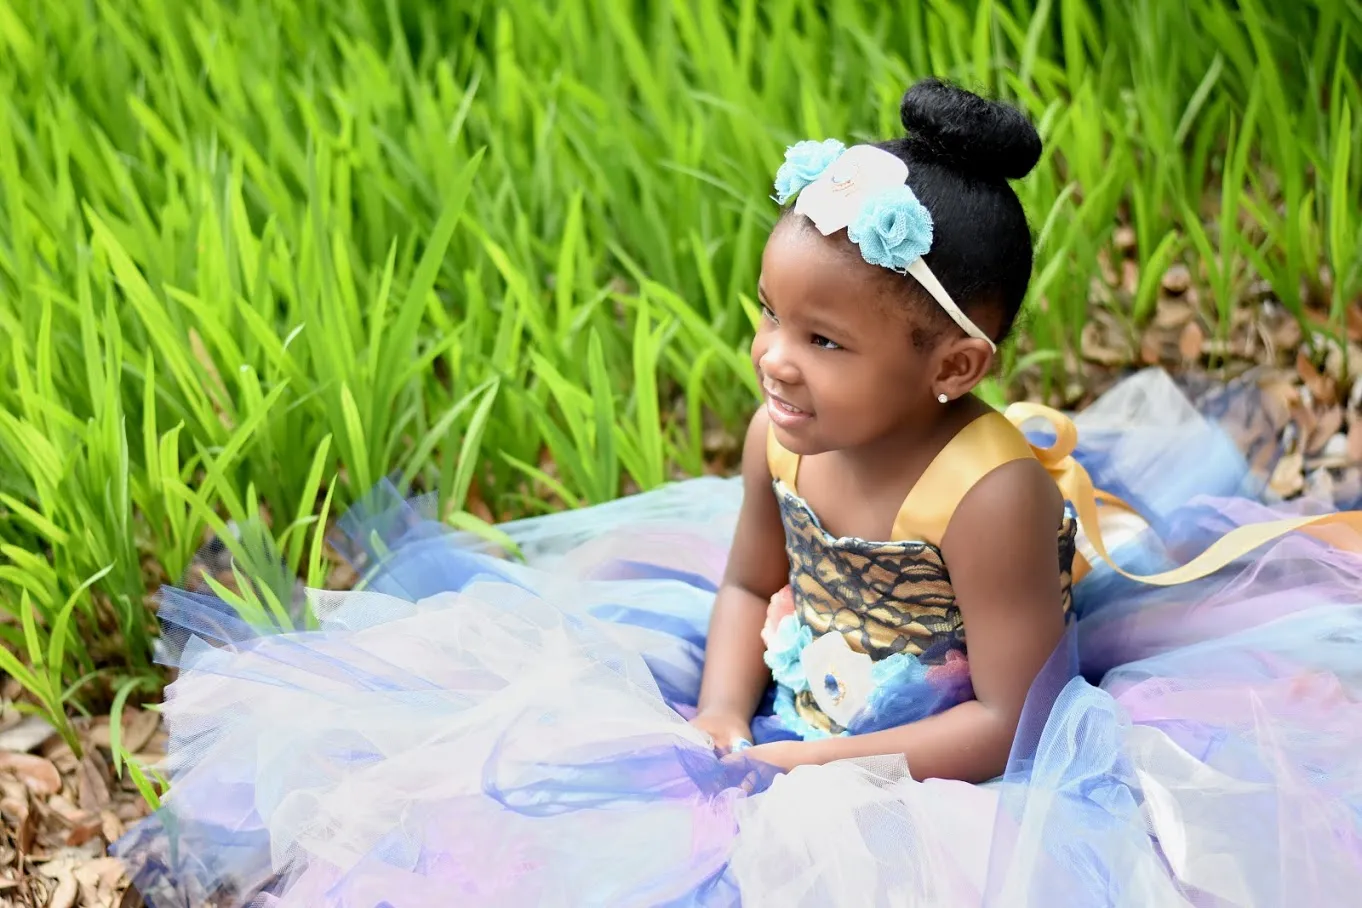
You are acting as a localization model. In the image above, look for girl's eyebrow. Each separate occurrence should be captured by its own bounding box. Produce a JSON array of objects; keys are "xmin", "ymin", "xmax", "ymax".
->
[
  {"xmin": 803, "ymin": 312, "xmax": 853, "ymax": 341},
  {"xmin": 760, "ymin": 286, "xmax": 855, "ymax": 341}
]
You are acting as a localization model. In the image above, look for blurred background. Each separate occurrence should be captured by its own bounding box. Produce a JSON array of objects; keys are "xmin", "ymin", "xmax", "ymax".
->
[{"xmin": 0, "ymin": 2, "xmax": 1359, "ymax": 902}]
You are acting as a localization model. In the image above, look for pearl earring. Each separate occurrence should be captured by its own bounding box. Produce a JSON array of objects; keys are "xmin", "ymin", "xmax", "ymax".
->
[{"xmin": 937, "ymin": 393, "xmax": 948, "ymax": 404}]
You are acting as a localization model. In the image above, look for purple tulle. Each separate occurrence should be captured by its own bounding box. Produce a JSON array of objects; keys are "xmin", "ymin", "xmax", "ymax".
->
[{"xmin": 113, "ymin": 369, "xmax": 1362, "ymax": 906}]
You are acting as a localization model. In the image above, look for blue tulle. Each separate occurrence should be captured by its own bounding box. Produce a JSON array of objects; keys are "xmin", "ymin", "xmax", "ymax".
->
[{"xmin": 113, "ymin": 369, "xmax": 1362, "ymax": 906}]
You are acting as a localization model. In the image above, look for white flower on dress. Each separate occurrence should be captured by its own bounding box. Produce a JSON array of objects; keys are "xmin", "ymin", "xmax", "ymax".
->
[{"xmin": 801, "ymin": 631, "xmax": 875, "ymax": 728}]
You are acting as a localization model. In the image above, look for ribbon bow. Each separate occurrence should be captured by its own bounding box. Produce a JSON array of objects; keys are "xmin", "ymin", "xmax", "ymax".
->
[{"xmin": 1004, "ymin": 403, "xmax": 1362, "ymax": 586}]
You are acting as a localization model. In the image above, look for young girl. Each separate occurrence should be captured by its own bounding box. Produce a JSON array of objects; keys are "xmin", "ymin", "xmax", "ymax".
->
[{"xmin": 116, "ymin": 80, "xmax": 1362, "ymax": 907}]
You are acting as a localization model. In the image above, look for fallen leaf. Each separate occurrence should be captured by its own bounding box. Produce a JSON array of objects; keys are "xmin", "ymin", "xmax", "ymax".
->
[
  {"xmin": 1269, "ymin": 314, "xmax": 1304, "ymax": 353},
  {"xmin": 1, "ymin": 773, "xmax": 28, "ymax": 804},
  {"xmin": 462, "ymin": 481, "xmax": 496, "ymax": 525},
  {"xmin": 1121, "ymin": 259, "xmax": 1139, "ymax": 296},
  {"xmin": 0, "ymin": 716, "xmax": 57, "ymax": 754},
  {"xmin": 47, "ymin": 795, "xmax": 102, "ymax": 848},
  {"xmin": 18, "ymin": 793, "xmax": 37, "ymax": 854},
  {"xmin": 1257, "ymin": 374, "xmax": 1301, "ymax": 430},
  {"xmin": 1113, "ymin": 225, "xmax": 1137, "ymax": 253},
  {"xmin": 48, "ymin": 873, "xmax": 79, "ymax": 908},
  {"xmin": 135, "ymin": 730, "xmax": 167, "ymax": 760},
  {"xmin": 78, "ymin": 753, "xmax": 112, "ymax": 813},
  {"xmin": 100, "ymin": 810, "xmax": 125, "ymax": 844},
  {"xmin": 1296, "ymin": 350, "xmax": 1338, "ymax": 406},
  {"xmin": 1348, "ymin": 304, "xmax": 1362, "ymax": 343},
  {"xmin": 1139, "ymin": 330, "xmax": 1164, "ymax": 366},
  {"xmin": 120, "ymin": 712, "xmax": 159, "ymax": 758},
  {"xmin": 1306, "ymin": 407, "xmax": 1345, "ymax": 455},
  {"xmin": 1161, "ymin": 263, "xmax": 1192, "ymax": 295},
  {"xmin": 1178, "ymin": 321, "xmax": 1205, "ymax": 363},
  {"xmin": 42, "ymin": 741, "xmax": 78, "ymax": 777},
  {"xmin": 46, "ymin": 794, "xmax": 86, "ymax": 824},
  {"xmin": 702, "ymin": 426, "xmax": 739, "ymax": 456},
  {"xmin": 88, "ymin": 710, "xmax": 159, "ymax": 758},
  {"xmin": 0, "ymin": 752, "xmax": 62, "ymax": 796},
  {"xmin": 1153, "ymin": 298, "xmax": 1195, "ymax": 330},
  {"xmin": 87, "ymin": 717, "xmax": 113, "ymax": 751},
  {"xmin": 76, "ymin": 857, "xmax": 127, "ymax": 892},
  {"xmin": 76, "ymin": 856, "xmax": 129, "ymax": 906},
  {"xmin": 114, "ymin": 800, "xmax": 148, "ymax": 824},
  {"xmin": 1348, "ymin": 420, "xmax": 1362, "ymax": 465},
  {"xmin": 1081, "ymin": 321, "xmax": 1128, "ymax": 366},
  {"xmin": 1269, "ymin": 450, "xmax": 1305, "ymax": 498}
]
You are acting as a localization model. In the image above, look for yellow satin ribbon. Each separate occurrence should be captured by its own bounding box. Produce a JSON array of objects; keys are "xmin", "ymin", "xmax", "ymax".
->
[{"xmin": 1004, "ymin": 402, "xmax": 1362, "ymax": 586}]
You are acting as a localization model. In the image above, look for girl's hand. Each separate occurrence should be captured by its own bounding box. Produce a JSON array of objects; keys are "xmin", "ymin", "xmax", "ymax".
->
[
  {"xmin": 689, "ymin": 709, "xmax": 754, "ymax": 753},
  {"xmin": 737, "ymin": 740, "xmax": 820, "ymax": 772}
]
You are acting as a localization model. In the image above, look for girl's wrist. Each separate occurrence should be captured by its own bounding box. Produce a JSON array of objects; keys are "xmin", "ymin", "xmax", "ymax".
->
[
  {"xmin": 694, "ymin": 700, "xmax": 753, "ymax": 721},
  {"xmin": 801, "ymin": 736, "xmax": 842, "ymax": 765}
]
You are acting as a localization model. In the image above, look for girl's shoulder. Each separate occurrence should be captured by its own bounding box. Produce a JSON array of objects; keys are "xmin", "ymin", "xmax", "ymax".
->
[{"xmin": 892, "ymin": 410, "xmax": 1049, "ymax": 547}]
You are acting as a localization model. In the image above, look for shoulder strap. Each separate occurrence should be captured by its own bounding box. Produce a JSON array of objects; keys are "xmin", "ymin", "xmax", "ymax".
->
[
  {"xmin": 891, "ymin": 411, "xmax": 1037, "ymax": 546},
  {"xmin": 766, "ymin": 423, "xmax": 801, "ymax": 490}
]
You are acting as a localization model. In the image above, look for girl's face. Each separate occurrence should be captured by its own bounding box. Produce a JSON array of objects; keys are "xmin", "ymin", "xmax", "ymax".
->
[{"xmin": 750, "ymin": 218, "xmax": 939, "ymax": 456}]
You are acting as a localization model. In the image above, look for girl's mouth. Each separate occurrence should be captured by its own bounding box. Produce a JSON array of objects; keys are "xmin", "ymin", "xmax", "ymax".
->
[{"xmin": 765, "ymin": 389, "xmax": 812, "ymax": 428}]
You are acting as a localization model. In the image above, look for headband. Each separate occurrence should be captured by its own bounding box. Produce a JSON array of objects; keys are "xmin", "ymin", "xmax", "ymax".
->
[{"xmin": 772, "ymin": 140, "xmax": 996, "ymax": 352}]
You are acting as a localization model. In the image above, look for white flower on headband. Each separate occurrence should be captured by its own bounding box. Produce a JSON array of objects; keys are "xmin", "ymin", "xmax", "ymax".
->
[
  {"xmin": 776, "ymin": 142, "xmax": 997, "ymax": 352},
  {"xmin": 791, "ymin": 144, "xmax": 914, "ymax": 237}
]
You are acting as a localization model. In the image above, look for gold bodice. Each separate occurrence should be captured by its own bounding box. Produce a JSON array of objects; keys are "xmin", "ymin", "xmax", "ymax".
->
[{"xmin": 766, "ymin": 411, "xmax": 1079, "ymax": 734}]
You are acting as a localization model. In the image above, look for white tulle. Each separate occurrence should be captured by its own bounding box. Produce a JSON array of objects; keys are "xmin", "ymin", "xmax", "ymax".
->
[{"xmin": 114, "ymin": 369, "xmax": 1362, "ymax": 907}]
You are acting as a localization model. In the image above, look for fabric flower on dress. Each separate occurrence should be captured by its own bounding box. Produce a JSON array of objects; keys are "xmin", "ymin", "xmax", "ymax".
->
[
  {"xmin": 925, "ymin": 649, "xmax": 971, "ymax": 687},
  {"xmin": 869, "ymin": 651, "xmax": 929, "ymax": 690},
  {"xmin": 760, "ymin": 586, "xmax": 796, "ymax": 649},
  {"xmin": 800, "ymin": 631, "xmax": 875, "ymax": 728},
  {"xmin": 773, "ymin": 138, "xmax": 846, "ymax": 204},
  {"xmin": 763, "ymin": 614, "xmax": 813, "ymax": 693},
  {"xmin": 846, "ymin": 184, "xmax": 934, "ymax": 272}
]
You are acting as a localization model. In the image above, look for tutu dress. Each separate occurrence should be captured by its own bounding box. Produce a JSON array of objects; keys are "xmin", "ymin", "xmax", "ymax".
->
[{"xmin": 114, "ymin": 367, "xmax": 1362, "ymax": 907}]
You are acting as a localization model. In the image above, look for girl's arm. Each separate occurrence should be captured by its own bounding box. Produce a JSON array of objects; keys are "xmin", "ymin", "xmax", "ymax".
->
[
  {"xmin": 693, "ymin": 407, "xmax": 792, "ymax": 728},
  {"xmin": 746, "ymin": 458, "xmax": 1067, "ymax": 782}
]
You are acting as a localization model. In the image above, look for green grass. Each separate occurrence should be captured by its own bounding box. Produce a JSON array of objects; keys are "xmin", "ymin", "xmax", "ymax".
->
[{"xmin": 0, "ymin": 0, "xmax": 1359, "ymax": 749}]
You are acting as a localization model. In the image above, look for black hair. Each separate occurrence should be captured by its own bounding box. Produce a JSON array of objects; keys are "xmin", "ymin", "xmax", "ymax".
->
[{"xmin": 785, "ymin": 78, "xmax": 1042, "ymax": 349}]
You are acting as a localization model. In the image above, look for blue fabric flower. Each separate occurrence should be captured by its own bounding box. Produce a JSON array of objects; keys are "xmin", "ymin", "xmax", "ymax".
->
[
  {"xmin": 762, "ymin": 614, "xmax": 813, "ymax": 693},
  {"xmin": 773, "ymin": 139, "xmax": 846, "ymax": 204},
  {"xmin": 846, "ymin": 185, "xmax": 934, "ymax": 270},
  {"xmin": 846, "ymin": 652, "xmax": 940, "ymax": 734},
  {"xmin": 868, "ymin": 651, "xmax": 928, "ymax": 689}
]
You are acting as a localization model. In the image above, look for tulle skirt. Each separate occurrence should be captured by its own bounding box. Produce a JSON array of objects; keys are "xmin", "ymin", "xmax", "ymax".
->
[{"xmin": 113, "ymin": 368, "xmax": 1362, "ymax": 907}]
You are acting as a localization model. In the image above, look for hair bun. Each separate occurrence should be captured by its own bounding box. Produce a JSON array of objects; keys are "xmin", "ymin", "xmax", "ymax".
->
[{"xmin": 899, "ymin": 78, "xmax": 1041, "ymax": 181}]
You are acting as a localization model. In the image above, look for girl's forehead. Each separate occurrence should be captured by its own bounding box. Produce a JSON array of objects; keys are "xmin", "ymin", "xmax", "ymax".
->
[
  {"xmin": 762, "ymin": 221, "xmax": 879, "ymax": 295},
  {"xmin": 762, "ymin": 223, "xmax": 903, "ymax": 324}
]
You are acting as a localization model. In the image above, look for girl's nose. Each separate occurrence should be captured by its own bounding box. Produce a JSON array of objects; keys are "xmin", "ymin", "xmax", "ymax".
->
[{"xmin": 759, "ymin": 333, "xmax": 800, "ymax": 385}]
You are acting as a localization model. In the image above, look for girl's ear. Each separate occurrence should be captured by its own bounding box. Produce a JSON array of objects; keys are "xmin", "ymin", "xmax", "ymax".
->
[{"xmin": 929, "ymin": 337, "xmax": 996, "ymax": 402}]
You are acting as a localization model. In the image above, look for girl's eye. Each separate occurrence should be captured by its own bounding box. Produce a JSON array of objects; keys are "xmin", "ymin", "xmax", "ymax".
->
[
  {"xmin": 761, "ymin": 304, "xmax": 778, "ymax": 324},
  {"xmin": 812, "ymin": 335, "xmax": 841, "ymax": 350}
]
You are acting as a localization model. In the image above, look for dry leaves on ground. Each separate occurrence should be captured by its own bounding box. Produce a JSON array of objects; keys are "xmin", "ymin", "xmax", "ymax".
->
[
  {"xmin": 0, "ymin": 699, "xmax": 162, "ymax": 908},
  {"xmin": 1021, "ymin": 249, "xmax": 1362, "ymax": 501}
]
